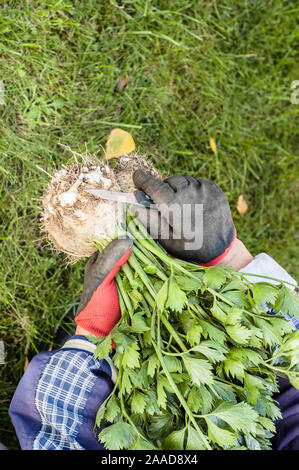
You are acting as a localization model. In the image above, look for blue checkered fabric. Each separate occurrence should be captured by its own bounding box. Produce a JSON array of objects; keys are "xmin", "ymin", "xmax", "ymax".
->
[
  {"xmin": 33, "ymin": 344, "xmax": 114, "ymax": 450},
  {"xmin": 33, "ymin": 350, "xmax": 96, "ymax": 449}
]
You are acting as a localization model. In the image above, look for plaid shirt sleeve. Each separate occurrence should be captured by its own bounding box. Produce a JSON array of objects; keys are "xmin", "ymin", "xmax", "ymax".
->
[{"xmin": 9, "ymin": 335, "xmax": 117, "ymax": 450}]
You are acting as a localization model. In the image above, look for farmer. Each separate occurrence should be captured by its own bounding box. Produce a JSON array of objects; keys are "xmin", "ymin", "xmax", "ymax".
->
[{"xmin": 9, "ymin": 171, "xmax": 298, "ymax": 450}]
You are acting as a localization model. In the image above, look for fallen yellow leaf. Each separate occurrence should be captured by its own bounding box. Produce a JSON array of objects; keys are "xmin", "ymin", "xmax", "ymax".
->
[
  {"xmin": 106, "ymin": 128, "xmax": 135, "ymax": 160},
  {"xmin": 237, "ymin": 194, "xmax": 248, "ymax": 215},
  {"xmin": 209, "ymin": 137, "xmax": 217, "ymax": 155}
]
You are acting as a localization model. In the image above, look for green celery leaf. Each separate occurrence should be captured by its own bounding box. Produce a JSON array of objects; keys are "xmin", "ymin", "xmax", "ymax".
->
[
  {"xmin": 221, "ymin": 289, "xmax": 249, "ymax": 307},
  {"xmin": 254, "ymin": 318, "xmax": 282, "ymax": 347},
  {"xmin": 144, "ymin": 265, "xmax": 157, "ymax": 275},
  {"xmin": 147, "ymin": 353, "xmax": 160, "ymax": 378},
  {"xmin": 267, "ymin": 316, "xmax": 295, "ymax": 335},
  {"xmin": 244, "ymin": 372, "xmax": 266, "ymax": 406},
  {"xmin": 258, "ymin": 416, "xmax": 276, "ymax": 433},
  {"xmin": 131, "ymin": 437, "xmax": 157, "ymax": 450},
  {"xmin": 131, "ymin": 390, "xmax": 148, "ymax": 414},
  {"xmin": 210, "ymin": 300, "xmax": 227, "ymax": 323},
  {"xmin": 274, "ymin": 284, "xmax": 299, "ymax": 317},
  {"xmin": 186, "ymin": 425, "xmax": 207, "ymax": 450},
  {"xmin": 244, "ymin": 434, "xmax": 261, "ymax": 450},
  {"xmin": 143, "ymin": 329, "xmax": 152, "ymax": 346},
  {"xmin": 210, "ymin": 381, "xmax": 237, "ymax": 403},
  {"xmin": 187, "ymin": 386, "xmax": 202, "ymax": 413},
  {"xmin": 198, "ymin": 319, "xmax": 227, "ymax": 345},
  {"xmin": 229, "ymin": 347, "xmax": 264, "ymax": 366},
  {"xmin": 279, "ymin": 330, "xmax": 299, "ymax": 355},
  {"xmin": 156, "ymin": 280, "xmax": 168, "ymax": 312},
  {"xmin": 221, "ymin": 278, "xmax": 247, "ymax": 292},
  {"xmin": 183, "ymin": 356, "xmax": 214, "ymax": 386},
  {"xmin": 186, "ymin": 323, "xmax": 202, "ymax": 346},
  {"xmin": 112, "ymin": 324, "xmax": 135, "ymax": 354},
  {"xmin": 223, "ymin": 357, "xmax": 245, "ymax": 379},
  {"xmin": 120, "ymin": 369, "xmax": 133, "ymax": 395},
  {"xmin": 95, "ymin": 402, "xmax": 106, "ymax": 429},
  {"xmin": 176, "ymin": 275, "xmax": 202, "ymax": 291},
  {"xmin": 197, "ymin": 385, "xmax": 215, "ymax": 413},
  {"xmin": 129, "ymin": 289, "xmax": 143, "ymax": 307},
  {"xmin": 105, "ymin": 395, "xmax": 121, "ymax": 423},
  {"xmin": 226, "ymin": 324, "xmax": 252, "ymax": 345},
  {"xmin": 146, "ymin": 390, "xmax": 161, "ymax": 416},
  {"xmin": 206, "ymin": 419, "xmax": 236, "ymax": 448},
  {"xmin": 289, "ymin": 374, "xmax": 299, "ymax": 389},
  {"xmin": 191, "ymin": 340, "xmax": 228, "ymax": 363},
  {"xmin": 157, "ymin": 376, "xmax": 168, "ymax": 409},
  {"xmin": 163, "ymin": 428, "xmax": 185, "ymax": 450},
  {"xmin": 210, "ymin": 401, "xmax": 259, "ymax": 434},
  {"xmin": 99, "ymin": 420, "xmax": 135, "ymax": 450},
  {"xmin": 94, "ymin": 334, "xmax": 112, "ymax": 361},
  {"xmin": 225, "ymin": 306, "xmax": 243, "ymax": 325},
  {"xmin": 251, "ymin": 283, "xmax": 279, "ymax": 306},
  {"xmin": 122, "ymin": 342, "xmax": 140, "ymax": 369},
  {"xmin": 164, "ymin": 355, "xmax": 182, "ymax": 373},
  {"xmin": 181, "ymin": 311, "xmax": 195, "ymax": 333},
  {"xmin": 166, "ymin": 277, "xmax": 187, "ymax": 312},
  {"xmin": 131, "ymin": 311, "xmax": 150, "ymax": 334},
  {"xmin": 148, "ymin": 414, "xmax": 174, "ymax": 440},
  {"xmin": 203, "ymin": 266, "xmax": 230, "ymax": 289}
]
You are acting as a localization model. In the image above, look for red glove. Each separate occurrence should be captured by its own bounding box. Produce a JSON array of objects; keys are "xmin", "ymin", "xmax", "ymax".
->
[{"xmin": 75, "ymin": 238, "xmax": 133, "ymax": 337}]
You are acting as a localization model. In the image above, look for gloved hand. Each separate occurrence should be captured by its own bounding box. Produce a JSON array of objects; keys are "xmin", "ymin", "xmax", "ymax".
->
[
  {"xmin": 131, "ymin": 171, "xmax": 236, "ymax": 266},
  {"xmin": 75, "ymin": 238, "xmax": 133, "ymax": 336}
]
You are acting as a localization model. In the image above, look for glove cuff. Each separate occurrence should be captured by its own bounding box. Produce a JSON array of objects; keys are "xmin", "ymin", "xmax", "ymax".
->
[
  {"xmin": 199, "ymin": 225, "xmax": 237, "ymax": 267},
  {"xmin": 75, "ymin": 247, "xmax": 133, "ymax": 337},
  {"xmin": 75, "ymin": 282, "xmax": 120, "ymax": 336}
]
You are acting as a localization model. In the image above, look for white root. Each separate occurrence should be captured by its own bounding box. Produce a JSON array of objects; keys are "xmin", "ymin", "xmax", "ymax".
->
[{"xmin": 41, "ymin": 152, "xmax": 162, "ymax": 261}]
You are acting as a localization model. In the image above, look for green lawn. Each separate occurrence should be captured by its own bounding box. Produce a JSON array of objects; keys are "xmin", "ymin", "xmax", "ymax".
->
[{"xmin": 0, "ymin": 0, "xmax": 298, "ymax": 449}]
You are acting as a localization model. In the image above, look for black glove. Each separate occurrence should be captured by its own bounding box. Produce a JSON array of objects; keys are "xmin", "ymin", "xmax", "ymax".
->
[{"xmin": 131, "ymin": 171, "xmax": 236, "ymax": 265}]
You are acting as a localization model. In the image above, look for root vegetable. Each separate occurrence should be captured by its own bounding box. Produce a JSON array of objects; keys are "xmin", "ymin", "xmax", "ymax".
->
[
  {"xmin": 41, "ymin": 153, "xmax": 162, "ymax": 259},
  {"xmin": 41, "ymin": 159, "xmax": 121, "ymax": 259},
  {"xmin": 113, "ymin": 153, "xmax": 162, "ymax": 192}
]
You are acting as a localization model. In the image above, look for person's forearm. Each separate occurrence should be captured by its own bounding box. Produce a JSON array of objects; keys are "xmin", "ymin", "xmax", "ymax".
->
[{"xmin": 218, "ymin": 238, "xmax": 254, "ymax": 271}]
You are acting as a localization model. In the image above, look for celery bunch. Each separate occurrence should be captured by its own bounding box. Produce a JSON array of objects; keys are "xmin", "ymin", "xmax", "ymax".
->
[{"xmin": 92, "ymin": 213, "xmax": 299, "ymax": 450}]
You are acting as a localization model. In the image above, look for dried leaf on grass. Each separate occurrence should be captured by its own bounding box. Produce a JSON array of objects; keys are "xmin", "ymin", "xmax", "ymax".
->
[
  {"xmin": 209, "ymin": 137, "xmax": 217, "ymax": 155},
  {"xmin": 237, "ymin": 194, "xmax": 248, "ymax": 215},
  {"xmin": 106, "ymin": 128, "xmax": 136, "ymax": 160}
]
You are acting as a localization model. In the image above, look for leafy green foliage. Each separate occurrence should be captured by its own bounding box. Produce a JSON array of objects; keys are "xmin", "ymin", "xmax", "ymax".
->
[
  {"xmin": 94, "ymin": 335, "xmax": 112, "ymax": 361},
  {"xmin": 206, "ymin": 419, "xmax": 237, "ymax": 448},
  {"xmin": 163, "ymin": 428, "xmax": 185, "ymax": 450},
  {"xmin": 131, "ymin": 391, "xmax": 148, "ymax": 414},
  {"xmin": 92, "ymin": 216, "xmax": 299, "ymax": 450},
  {"xmin": 274, "ymin": 285, "xmax": 299, "ymax": 318},
  {"xmin": 98, "ymin": 420, "xmax": 135, "ymax": 450},
  {"xmin": 203, "ymin": 266, "xmax": 230, "ymax": 289}
]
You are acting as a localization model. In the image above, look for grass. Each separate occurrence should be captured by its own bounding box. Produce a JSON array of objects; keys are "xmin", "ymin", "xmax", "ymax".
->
[{"xmin": 0, "ymin": 0, "xmax": 298, "ymax": 449}]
